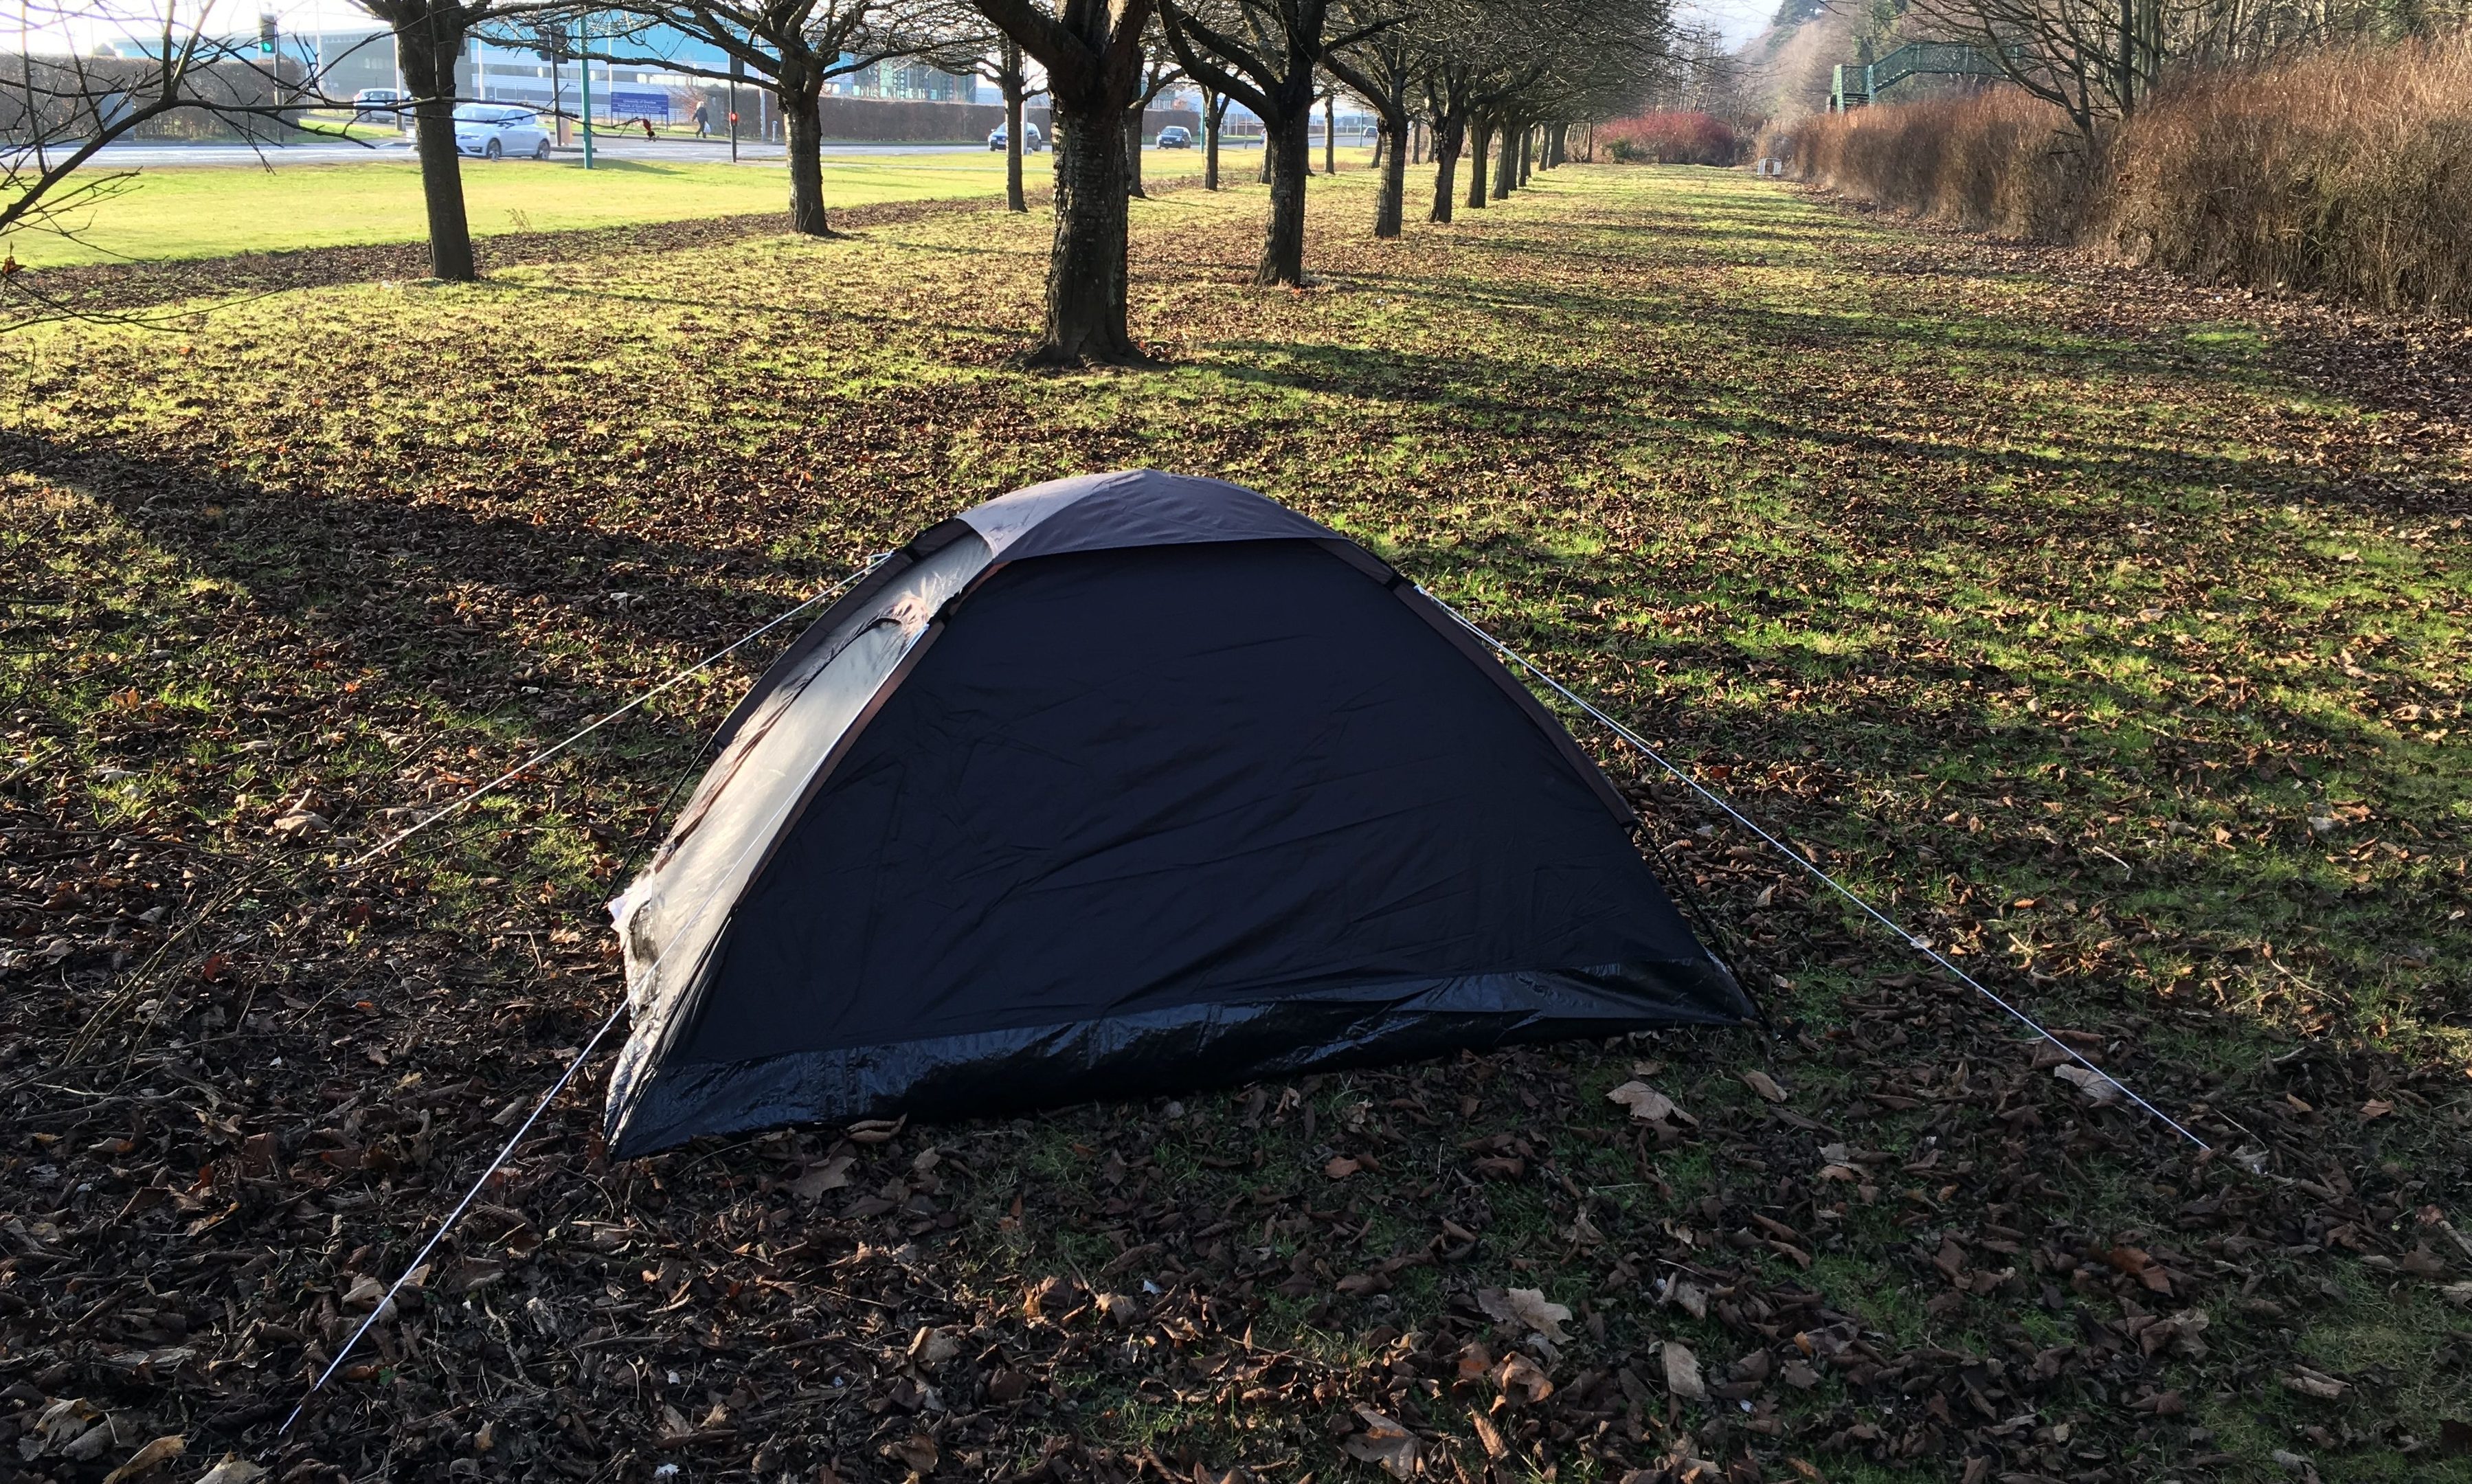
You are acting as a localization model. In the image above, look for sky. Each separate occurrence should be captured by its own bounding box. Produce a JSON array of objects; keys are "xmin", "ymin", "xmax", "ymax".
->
[
  {"xmin": 1678, "ymin": 0, "xmax": 1778, "ymax": 47},
  {"xmin": 32, "ymin": 0, "xmax": 1777, "ymax": 65}
]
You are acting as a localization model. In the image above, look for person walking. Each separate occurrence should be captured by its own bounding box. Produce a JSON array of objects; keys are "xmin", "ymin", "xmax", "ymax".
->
[{"xmin": 693, "ymin": 99, "xmax": 711, "ymax": 139}]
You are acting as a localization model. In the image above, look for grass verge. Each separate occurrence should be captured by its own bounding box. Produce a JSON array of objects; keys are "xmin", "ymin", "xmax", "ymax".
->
[{"xmin": 0, "ymin": 163, "xmax": 2466, "ymax": 1484}]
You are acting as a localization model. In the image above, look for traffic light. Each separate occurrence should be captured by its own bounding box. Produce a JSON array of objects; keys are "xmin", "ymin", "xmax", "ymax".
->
[{"xmin": 258, "ymin": 13, "xmax": 278, "ymax": 56}]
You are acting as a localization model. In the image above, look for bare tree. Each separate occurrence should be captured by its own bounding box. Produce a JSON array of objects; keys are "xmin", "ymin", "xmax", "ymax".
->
[
  {"xmin": 1198, "ymin": 77, "xmax": 1229, "ymax": 186},
  {"xmin": 1913, "ymin": 0, "xmax": 2166, "ymax": 132},
  {"xmin": 1123, "ymin": 24, "xmax": 1183, "ymax": 198},
  {"xmin": 1156, "ymin": 0, "xmax": 1389, "ymax": 284},
  {"xmin": 578, "ymin": 0, "xmax": 939, "ymax": 236},
  {"xmin": 357, "ymin": 0, "xmax": 563, "ymax": 281},
  {"xmin": 912, "ymin": 4, "xmax": 1046, "ymax": 211},
  {"xmin": 1, "ymin": 2, "xmax": 359, "ymax": 291},
  {"xmin": 1324, "ymin": 0, "xmax": 1421, "ymax": 235},
  {"xmin": 969, "ymin": 0, "xmax": 1159, "ymax": 363}
]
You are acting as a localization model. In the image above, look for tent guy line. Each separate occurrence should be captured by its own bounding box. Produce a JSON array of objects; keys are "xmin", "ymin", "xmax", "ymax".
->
[
  {"xmin": 342, "ymin": 554, "xmax": 889, "ymax": 871},
  {"xmin": 277, "ymin": 481, "xmax": 2199, "ymax": 1435},
  {"xmin": 280, "ymin": 555, "xmax": 890, "ymax": 1437},
  {"xmin": 1421, "ymin": 588, "xmax": 2214, "ymax": 1153},
  {"xmin": 276, "ymin": 998, "xmax": 627, "ymax": 1437}
]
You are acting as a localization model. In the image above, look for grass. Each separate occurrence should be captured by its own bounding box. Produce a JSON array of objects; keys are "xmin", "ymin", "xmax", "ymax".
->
[
  {"xmin": 1, "ymin": 163, "xmax": 2467, "ymax": 1484},
  {"xmin": 0, "ymin": 143, "xmax": 1334, "ymax": 269}
]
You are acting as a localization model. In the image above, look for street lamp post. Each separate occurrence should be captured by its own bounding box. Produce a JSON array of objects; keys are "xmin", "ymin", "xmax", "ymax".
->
[{"xmin": 578, "ymin": 16, "xmax": 594, "ymax": 169}]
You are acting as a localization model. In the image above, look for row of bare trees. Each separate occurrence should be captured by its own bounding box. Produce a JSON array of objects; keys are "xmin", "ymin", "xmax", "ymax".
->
[{"xmin": 6, "ymin": 0, "xmax": 1674, "ymax": 357}]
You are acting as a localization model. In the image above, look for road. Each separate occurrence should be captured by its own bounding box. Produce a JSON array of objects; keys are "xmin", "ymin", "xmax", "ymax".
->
[{"xmin": 77, "ymin": 138, "xmax": 993, "ymax": 168}]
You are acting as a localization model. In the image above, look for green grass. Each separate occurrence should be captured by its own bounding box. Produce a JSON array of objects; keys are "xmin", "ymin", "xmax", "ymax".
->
[
  {"xmin": 0, "ymin": 143, "xmax": 1334, "ymax": 268},
  {"xmin": 1, "ymin": 164, "xmax": 2467, "ymax": 1483}
]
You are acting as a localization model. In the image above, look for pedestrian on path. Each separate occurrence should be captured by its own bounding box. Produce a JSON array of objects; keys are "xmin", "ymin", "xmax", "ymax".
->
[{"xmin": 693, "ymin": 100, "xmax": 711, "ymax": 138}]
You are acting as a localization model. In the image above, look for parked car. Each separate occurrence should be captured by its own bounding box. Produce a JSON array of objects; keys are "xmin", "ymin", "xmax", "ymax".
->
[
  {"xmin": 352, "ymin": 87, "xmax": 408, "ymax": 123},
  {"xmin": 453, "ymin": 104, "xmax": 552, "ymax": 160},
  {"xmin": 987, "ymin": 121, "xmax": 1044, "ymax": 153},
  {"xmin": 1155, "ymin": 125, "xmax": 1192, "ymax": 148}
]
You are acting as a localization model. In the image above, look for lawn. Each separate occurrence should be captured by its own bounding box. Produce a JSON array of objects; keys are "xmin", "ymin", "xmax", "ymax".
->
[
  {"xmin": 0, "ymin": 143, "xmax": 1286, "ymax": 269},
  {"xmin": 1, "ymin": 163, "xmax": 2467, "ymax": 1484}
]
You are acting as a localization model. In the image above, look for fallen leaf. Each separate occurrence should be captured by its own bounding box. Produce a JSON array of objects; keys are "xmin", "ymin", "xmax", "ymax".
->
[
  {"xmin": 1662, "ymin": 1340, "xmax": 1705, "ymax": 1400},
  {"xmin": 844, "ymin": 1117, "xmax": 904, "ymax": 1144},
  {"xmin": 1342, "ymin": 1406, "xmax": 1419, "ymax": 1478},
  {"xmin": 1495, "ymin": 1352, "xmax": 1554, "ymax": 1404},
  {"xmin": 2359, "ymin": 1099, "xmax": 2394, "ymax": 1120},
  {"xmin": 1608, "ymin": 1081, "xmax": 1696, "ymax": 1125},
  {"xmin": 1743, "ymin": 1070, "xmax": 1788, "ymax": 1103},
  {"xmin": 34, "ymin": 1399, "xmax": 102, "ymax": 1449},
  {"xmin": 1468, "ymin": 1407, "xmax": 1507, "ymax": 1459},
  {"xmin": 2054, "ymin": 1064, "xmax": 2122, "ymax": 1104},
  {"xmin": 1476, "ymin": 1285, "xmax": 1572, "ymax": 1345},
  {"xmin": 1661, "ymin": 1274, "xmax": 1710, "ymax": 1318},
  {"xmin": 787, "ymin": 1156, "xmax": 853, "ymax": 1200},
  {"xmin": 908, "ymin": 1326, "xmax": 960, "ymax": 1364},
  {"xmin": 194, "ymin": 1461, "xmax": 268, "ymax": 1484},
  {"xmin": 102, "ymin": 1436, "xmax": 184, "ymax": 1484},
  {"xmin": 1323, "ymin": 1154, "xmax": 1361, "ymax": 1179},
  {"xmin": 2283, "ymin": 1368, "xmax": 2350, "ymax": 1401}
]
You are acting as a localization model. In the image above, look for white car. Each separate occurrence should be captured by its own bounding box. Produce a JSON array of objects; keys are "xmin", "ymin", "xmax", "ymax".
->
[
  {"xmin": 453, "ymin": 104, "xmax": 551, "ymax": 160},
  {"xmin": 352, "ymin": 87, "xmax": 409, "ymax": 122},
  {"xmin": 987, "ymin": 121, "xmax": 1044, "ymax": 153}
]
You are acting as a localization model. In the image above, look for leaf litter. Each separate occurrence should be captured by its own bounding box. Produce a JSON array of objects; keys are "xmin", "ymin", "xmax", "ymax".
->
[{"xmin": 0, "ymin": 166, "xmax": 2466, "ymax": 1482}]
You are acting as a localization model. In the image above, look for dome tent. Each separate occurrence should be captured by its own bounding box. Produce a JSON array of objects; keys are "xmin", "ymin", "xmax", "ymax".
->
[{"xmin": 603, "ymin": 471, "xmax": 1753, "ymax": 1156}]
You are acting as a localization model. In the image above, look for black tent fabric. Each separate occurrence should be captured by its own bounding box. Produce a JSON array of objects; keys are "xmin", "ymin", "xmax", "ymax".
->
[{"xmin": 603, "ymin": 471, "xmax": 1752, "ymax": 1156}]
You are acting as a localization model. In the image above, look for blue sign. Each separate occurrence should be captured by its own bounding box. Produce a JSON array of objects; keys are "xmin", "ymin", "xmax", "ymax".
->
[{"xmin": 607, "ymin": 87, "xmax": 669, "ymax": 122}]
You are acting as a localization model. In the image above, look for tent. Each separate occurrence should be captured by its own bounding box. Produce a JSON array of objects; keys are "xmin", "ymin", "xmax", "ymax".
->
[{"xmin": 603, "ymin": 471, "xmax": 1753, "ymax": 1156}]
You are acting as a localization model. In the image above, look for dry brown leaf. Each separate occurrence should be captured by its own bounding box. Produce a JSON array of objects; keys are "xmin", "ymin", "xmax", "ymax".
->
[
  {"xmin": 1475, "ymin": 1285, "xmax": 1572, "ymax": 1345},
  {"xmin": 1341, "ymin": 1407, "xmax": 1419, "ymax": 1478},
  {"xmin": 194, "ymin": 1461, "xmax": 268, "ymax": 1484},
  {"xmin": 1608, "ymin": 1080, "xmax": 1696, "ymax": 1125},
  {"xmin": 1662, "ymin": 1340, "xmax": 1706, "ymax": 1400},
  {"xmin": 1743, "ymin": 1070, "xmax": 1788, "ymax": 1103},
  {"xmin": 2055, "ymin": 1064, "xmax": 2123, "ymax": 1104},
  {"xmin": 2284, "ymin": 1368, "xmax": 2350, "ymax": 1401},
  {"xmin": 101, "ymin": 1436, "xmax": 183, "ymax": 1484},
  {"xmin": 787, "ymin": 1155, "xmax": 853, "ymax": 1200},
  {"xmin": 1468, "ymin": 1407, "xmax": 1508, "ymax": 1459},
  {"xmin": 1495, "ymin": 1351, "xmax": 1555, "ymax": 1404}
]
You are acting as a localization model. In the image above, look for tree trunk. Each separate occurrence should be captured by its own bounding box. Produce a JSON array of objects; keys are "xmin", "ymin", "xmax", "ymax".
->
[
  {"xmin": 1323, "ymin": 93, "xmax": 1335, "ymax": 175},
  {"xmin": 1517, "ymin": 126, "xmax": 1531, "ymax": 185},
  {"xmin": 1430, "ymin": 115, "xmax": 1462, "ymax": 221},
  {"xmin": 1491, "ymin": 120, "xmax": 1514, "ymax": 199},
  {"xmin": 1465, "ymin": 116, "xmax": 1490, "ymax": 209},
  {"xmin": 783, "ymin": 74, "xmax": 830, "ymax": 236},
  {"xmin": 1257, "ymin": 107, "xmax": 1309, "ymax": 284},
  {"xmin": 1042, "ymin": 98, "xmax": 1139, "ymax": 363},
  {"xmin": 1124, "ymin": 108, "xmax": 1146, "ymax": 198},
  {"xmin": 1002, "ymin": 54, "xmax": 1026, "ymax": 212},
  {"xmin": 398, "ymin": 27, "xmax": 475, "ymax": 281},
  {"xmin": 1373, "ymin": 117, "xmax": 1404, "ymax": 237},
  {"xmin": 1203, "ymin": 91, "xmax": 1222, "ymax": 190}
]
